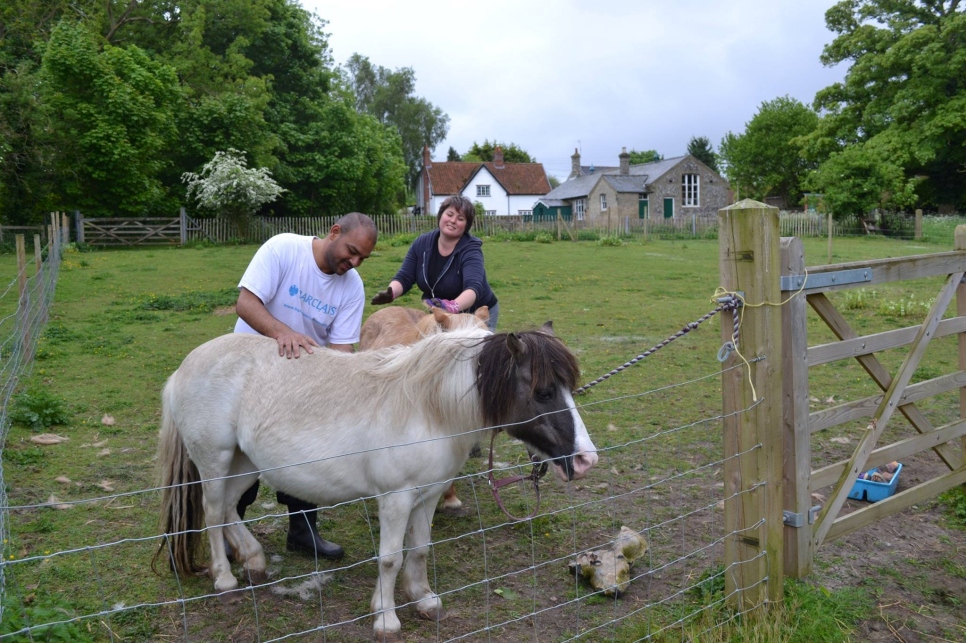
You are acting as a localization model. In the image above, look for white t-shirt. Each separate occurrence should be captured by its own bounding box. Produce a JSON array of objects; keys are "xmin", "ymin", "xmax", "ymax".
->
[{"xmin": 234, "ymin": 233, "xmax": 365, "ymax": 346}]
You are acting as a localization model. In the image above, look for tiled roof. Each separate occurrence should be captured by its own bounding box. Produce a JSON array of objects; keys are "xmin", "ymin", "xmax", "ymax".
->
[
  {"xmin": 536, "ymin": 198, "xmax": 568, "ymax": 207},
  {"xmin": 427, "ymin": 161, "xmax": 551, "ymax": 196},
  {"xmin": 544, "ymin": 173, "xmax": 602, "ymax": 200},
  {"xmin": 550, "ymin": 155, "xmax": 691, "ymax": 199},
  {"xmin": 481, "ymin": 163, "xmax": 551, "ymax": 195},
  {"xmin": 603, "ymin": 175, "xmax": 649, "ymax": 193},
  {"xmin": 426, "ymin": 162, "xmax": 479, "ymax": 195}
]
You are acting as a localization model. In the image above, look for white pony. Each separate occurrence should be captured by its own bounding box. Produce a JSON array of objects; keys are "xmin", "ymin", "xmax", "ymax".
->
[{"xmin": 154, "ymin": 324, "xmax": 597, "ymax": 642}]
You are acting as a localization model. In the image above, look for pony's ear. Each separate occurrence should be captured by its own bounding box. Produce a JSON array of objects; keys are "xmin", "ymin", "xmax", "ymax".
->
[
  {"xmin": 506, "ymin": 333, "xmax": 527, "ymax": 363},
  {"xmin": 432, "ymin": 307, "xmax": 448, "ymax": 324},
  {"xmin": 541, "ymin": 321, "xmax": 555, "ymax": 335},
  {"xmin": 475, "ymin": 306, "xmax": 490, "ymax": 320}
]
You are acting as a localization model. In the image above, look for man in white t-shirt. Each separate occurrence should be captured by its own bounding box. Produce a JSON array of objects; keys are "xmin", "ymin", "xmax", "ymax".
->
[{"xmin": 234, "ymin": 212, "xmax": 377, "ymax": 560}]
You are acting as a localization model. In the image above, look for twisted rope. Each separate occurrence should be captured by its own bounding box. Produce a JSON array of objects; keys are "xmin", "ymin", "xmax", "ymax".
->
[{"xmin": 575, "ymin": 295, "xmax": 740, "ymax": 395}]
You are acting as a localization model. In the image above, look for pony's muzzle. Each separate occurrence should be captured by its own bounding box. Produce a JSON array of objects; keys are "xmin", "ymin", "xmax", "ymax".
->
[{"xmin": 571, "ymin": 450, "xmax": 598, "ymax": 480}]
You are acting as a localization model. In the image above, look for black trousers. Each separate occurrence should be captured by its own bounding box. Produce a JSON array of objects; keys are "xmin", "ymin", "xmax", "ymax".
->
[{"xmin": 238, "ymin": 479, "xmax": 316, "ymax": 515}]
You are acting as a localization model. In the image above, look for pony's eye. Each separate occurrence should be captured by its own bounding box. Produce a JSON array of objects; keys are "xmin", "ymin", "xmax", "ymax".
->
[{"xmin": 535, "ymin": 389, "xmax": 554, "ymax": 402}]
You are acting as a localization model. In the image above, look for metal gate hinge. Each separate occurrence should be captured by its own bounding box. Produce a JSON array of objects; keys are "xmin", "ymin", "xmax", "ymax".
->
[
  {"xmin": 783, "ymin": 506, "xmax": 821, "ymax": 528},
  {"xmin": 781, "ymin": 269, "xmax": 872, "ymax": 292}
]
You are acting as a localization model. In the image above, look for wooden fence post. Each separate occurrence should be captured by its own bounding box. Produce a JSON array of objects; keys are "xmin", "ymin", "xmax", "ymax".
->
[
  {"xmin": 180, "ymin": 207, "xmax": 187, "ymax": 245},
  {"xmin": 61, "ymin": 212, "xmax": 69, "ymax": 245},
  {"xmin": 76, "ymin": 211, "xmax": 85, "ymax": 244},
  {"xmin": 957, "ymin": 226, "xmax": 966, "ymax": 466},
  {"xmin": 33, "ymin": 235, "xmax": 42, "ymax": 275},
  {"xmin": 915, "ymin": 209, "xmax": 923, "ymax": 241},
  {"xmin": 50, "ymin": 212, "xmax": 59, "ymax": 253},
  {"xmin": 781, "ymin": 236, "xmax": 813, "ymax": 577},
  {"xmin": 827, "ymin": 211, "xmax": 833, "ymax": 264},
  {"xmin": 719, "ymin": 199, "xmax": 784, "ymax": 609},
  {"xmin": 16, "ymin": 235, "xmax": 27, "ymax": 303}
]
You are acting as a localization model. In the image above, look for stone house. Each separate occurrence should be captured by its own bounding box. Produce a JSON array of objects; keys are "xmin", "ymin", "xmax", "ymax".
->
[
  {"xmin": 533, "ymin": 148, "xmax": 731, "ymax": 225},
  {"xmin": 416, "ymin": 146, "xmax": 551, "ymax": 216}
]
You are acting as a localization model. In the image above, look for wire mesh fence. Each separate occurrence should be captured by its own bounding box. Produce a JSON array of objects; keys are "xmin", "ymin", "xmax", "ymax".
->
[
  {"xmin": 0, "ymin": 234, "xmax": 61, "ymax": 625},
  {"xmin": 0, "ymin": 350, "xmax": 769, "ymax": 641}
]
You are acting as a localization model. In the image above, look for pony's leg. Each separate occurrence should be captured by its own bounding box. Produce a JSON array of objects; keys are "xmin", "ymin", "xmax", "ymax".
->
[
  {"xmin": 222, "ymin": 460, "xmax": 266, "ymax": 583},
  {"xmin": 201, "ymin": 473, "xmax": 238, "ymax": 593},
  {"xmin": 402, "ymin": 488, "xmax": 445, "ymax": 620},
  {"xmin": 370, "ymin": 492, "xmax": 414, "ymax": 642},
  {"xmin": 440, "ymin": 482, "xmax": 462, "ymax": 513}
]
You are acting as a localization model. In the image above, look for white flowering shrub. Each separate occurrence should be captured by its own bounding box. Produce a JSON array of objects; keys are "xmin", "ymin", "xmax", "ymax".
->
[{"xmin": 182, "ymin": 149, "xmax": 284, "ymax": 226}]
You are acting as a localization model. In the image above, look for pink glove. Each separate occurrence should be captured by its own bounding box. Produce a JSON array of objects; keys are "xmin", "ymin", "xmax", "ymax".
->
[{"xmin": 424, "ymin": 298, "xmax": 461, "ymax": 314}]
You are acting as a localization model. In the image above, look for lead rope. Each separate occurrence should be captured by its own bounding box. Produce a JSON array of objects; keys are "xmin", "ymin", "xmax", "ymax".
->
[
  {"xmin": 487, "ymin": 430, "xmax": 549, "ymax": 521},
  {"xmin": 574, "ymin": 295, "xmax": 741, "ymax": 395}
]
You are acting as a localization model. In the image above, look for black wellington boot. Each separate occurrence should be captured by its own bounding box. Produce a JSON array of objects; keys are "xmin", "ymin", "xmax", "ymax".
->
[{"xmin": 279, "ymin": 492, "xmax": 344, "ymax": 560}]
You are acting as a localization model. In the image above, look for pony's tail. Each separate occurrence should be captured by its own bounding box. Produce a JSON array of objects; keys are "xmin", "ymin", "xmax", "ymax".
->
[{"xmin": 151, "ymin": 374, "xmax": 206, "ymax": 577}]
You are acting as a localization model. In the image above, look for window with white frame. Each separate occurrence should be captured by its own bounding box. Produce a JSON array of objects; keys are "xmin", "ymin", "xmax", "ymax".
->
[
  {"xmin": 518, "ymin": 210, "xmax": 533, "ymax": 216},
  {"xmin": 485, "ymin": 210, "xmax": 496, "ymax": 216},
  {"xmin": 600, "ymin": 193, "xmax": 608, "ymax": 210},
  {"xmin": 574, "ymin": 199, "xmax": 585, "ymax": 221},
  {"xmin": 682, "ymin": 174, "xmax": 700, "ymax": 207},
  {"xmin": 477, "ymin": 185, "xmax": 490, "ymax": 197}
]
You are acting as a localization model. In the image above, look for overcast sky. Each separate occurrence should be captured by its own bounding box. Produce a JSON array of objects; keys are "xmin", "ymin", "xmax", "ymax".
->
[{"xmin": 303, "ymin": 0, "xmax": 847, "ymax": 181}]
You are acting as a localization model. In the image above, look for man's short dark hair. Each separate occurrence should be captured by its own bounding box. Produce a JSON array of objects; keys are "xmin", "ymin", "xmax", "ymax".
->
[
  {"xmin": 336, "ymin": 212, "xmax": 378, "ymax": 241},
  {"xmin": 437, "ymin": 196, "xmax": 476, "ymax": 233}
]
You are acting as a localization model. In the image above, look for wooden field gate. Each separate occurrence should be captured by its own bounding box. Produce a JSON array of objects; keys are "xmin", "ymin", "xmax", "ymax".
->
[
  {"xmin": 718, "ymin": 200, "xmax": 966, "ymax": 610},
  {"xmin": 780, "ymin": 227, "xmax": 966, "ymax": 578}
]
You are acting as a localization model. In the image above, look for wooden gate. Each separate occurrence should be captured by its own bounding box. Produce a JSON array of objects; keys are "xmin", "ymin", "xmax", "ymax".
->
[
  {"xmin": 77, "ymin": 214, "xmax": 181, "ymax": 246},
  {"xmin": 780, "ymin": 230, "xmax": 966, "ymax": 577}
]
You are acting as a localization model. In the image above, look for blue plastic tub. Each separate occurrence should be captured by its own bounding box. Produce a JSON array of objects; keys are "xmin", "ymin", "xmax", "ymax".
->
[{"xmin": 848, "ymin": 463, "xmax": 902, "ymax": 502}]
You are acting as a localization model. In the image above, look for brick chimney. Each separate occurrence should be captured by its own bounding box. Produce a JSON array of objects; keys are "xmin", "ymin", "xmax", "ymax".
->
[
  {"xmin": 422, "ymin": 145, "xmax": 432, "ymax": 215},
  {"xmin": 570, "ymin": 148, "xmax": 581, "ymax": 179},
  {"xmin": 619, "ymin": 147, "xmax": 630, "ymax": 175},
  {"xmin": 493, "ymin": 145, "xmax": 505, "ymax": 168}
]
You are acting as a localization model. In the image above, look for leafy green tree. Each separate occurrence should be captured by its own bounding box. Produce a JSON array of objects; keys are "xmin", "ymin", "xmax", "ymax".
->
[
  {"xmin": 627, "ymin": 149, "xmax": 662, "ymax": 164},
  {"xmin": 344, "ymin": 54, "xmax": 449, "ymax": 188},
  {"xmin": 182, "ymin": 149, "xmax": 284, "ymax": 234},
  {"xmin": 463, "ymin": 140, "xmax": 534, "ymax": 163},
  {"xmin": 687, "ymin": 136, "xmax": 718, "ymax": 172},
  {"xmin": 40, "ymin": 20, "xmax": 182, "ymax": 216},
  {"xmin": 718, "ymin": 96, "xmax": 819, "ymax": 206},
  {"xmin": 806, "ymin": 142, "xmax": 918, "ymax": 217},
  {"xmin": 804, "ymin": 0, "xmax": 966, "ymax": 211},
  {"xmin": 446, "ymin": 146, "xmax": 461, "ymax": 162}
]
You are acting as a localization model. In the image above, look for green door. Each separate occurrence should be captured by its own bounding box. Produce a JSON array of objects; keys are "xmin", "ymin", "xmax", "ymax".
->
[
  {"xmin": 638, "ymin": 196, "xmax": 649, "ymax": 219},
  {"xmin": 663, "ymin": 197, "xmax": 674, "ymax": 219}
]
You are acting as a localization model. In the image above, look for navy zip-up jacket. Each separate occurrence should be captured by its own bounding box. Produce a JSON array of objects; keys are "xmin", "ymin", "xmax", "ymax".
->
[{"xmin": 392, "ymin": 230, "xmax": 497, "ymax": 313}]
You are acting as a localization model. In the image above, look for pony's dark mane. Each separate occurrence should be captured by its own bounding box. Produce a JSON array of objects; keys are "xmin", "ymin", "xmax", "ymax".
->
[{"xmin": 475, "ymin": 330, "xmax": 581, "ymax": 426}]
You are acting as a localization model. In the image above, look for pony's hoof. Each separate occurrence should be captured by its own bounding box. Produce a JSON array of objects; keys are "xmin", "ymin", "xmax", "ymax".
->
[
  {"xmin": 216, "ymin": 588, "xmax": 245, "ymax": 605},
  {"xmin": 372, "ymin": 630, "xmax": 404, "ymax": 643},
  {"xmin": 416, "ymin": 606, "xmax": 448, "ymax": 622},
  {"xmin": 244, "ymin": 568, "xmax": 267, "ymax": 585},
  {"xmin": 439, "ymin": 506, "xmax": 468, "ymax": 517}
]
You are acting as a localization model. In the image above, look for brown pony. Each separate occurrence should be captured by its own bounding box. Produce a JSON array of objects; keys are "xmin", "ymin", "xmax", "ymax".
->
[
  {"xmin": 359, "ymin": 305, "xmax": 489, "ymax": 351},
  {"xmin": 360, "ymin": 305, "xmax": 490, "ymax": 514}
]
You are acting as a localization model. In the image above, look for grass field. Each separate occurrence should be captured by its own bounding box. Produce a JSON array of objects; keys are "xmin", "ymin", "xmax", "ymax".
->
[{"xmin": 1, "ymin": 232, "xmax": 964, "ymax": 641}]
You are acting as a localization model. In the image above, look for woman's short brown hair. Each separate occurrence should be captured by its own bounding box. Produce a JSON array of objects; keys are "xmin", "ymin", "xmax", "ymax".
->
[{"xmin": 437, "ymin": 195, "xmax": 476, "ymax": 233}]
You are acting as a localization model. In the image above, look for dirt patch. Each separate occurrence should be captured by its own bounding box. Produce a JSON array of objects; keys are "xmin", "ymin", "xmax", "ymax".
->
[
  {"xmin": 213, "ymin": 305, "xmax": 236, "ymax": 316},
  {"xmin": 812, "ymin": 450, "xmax": 966, "ymax": 642}
]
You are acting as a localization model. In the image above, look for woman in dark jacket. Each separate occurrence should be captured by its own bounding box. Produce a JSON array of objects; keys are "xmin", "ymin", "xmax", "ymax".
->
[{"xmin": 371, "ymin": 195, "xmax": 499, "ymax": 330}]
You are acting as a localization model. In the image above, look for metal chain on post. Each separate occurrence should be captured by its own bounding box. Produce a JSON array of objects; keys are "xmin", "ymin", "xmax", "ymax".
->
[{"xmin": 575, "ymin": 295, "xmax": 741, "ymax": 395}]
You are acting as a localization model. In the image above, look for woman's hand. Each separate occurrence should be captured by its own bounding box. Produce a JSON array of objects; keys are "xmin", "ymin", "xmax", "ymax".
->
[
  {"xmin": 424, "ymin": 298, "xmax": 461, "ymax": 314},
  {"xmin": 370, "ymin": 287, "xmax": 394, "ymax": 305}
]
